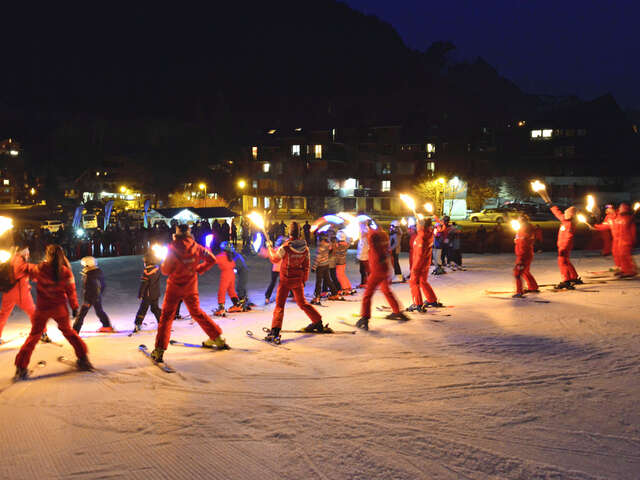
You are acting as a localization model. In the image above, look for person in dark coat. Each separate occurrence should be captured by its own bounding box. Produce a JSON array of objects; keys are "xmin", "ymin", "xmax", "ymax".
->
[
  {"xmin": 73, "ymin": 256, "xmax": 114, "ymax": 333},
  {"xmin": 133, "ymin": 252, "xmax": 162, "ymax": 332}
]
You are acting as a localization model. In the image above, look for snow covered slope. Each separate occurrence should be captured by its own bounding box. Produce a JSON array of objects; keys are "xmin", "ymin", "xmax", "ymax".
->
[{"xmin": 0, "ymin": 251, "xmax": 639, "ymax": 479}]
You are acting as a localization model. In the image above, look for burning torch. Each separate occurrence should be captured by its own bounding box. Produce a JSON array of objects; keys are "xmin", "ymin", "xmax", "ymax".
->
[
  {"xmin": 248, "ymin": 211, "xmax": 272, "ymax": 248},
  {"xmin": 577, "ymin": 213, "xmax": 594, "ymax": 230},
  {"xmin": 151, "ymin": 243, "xmax": 169, "ymax": 261},
  {"xmin": 0, "ymin": 216, "xmax": 14, "ymax": 237},
  {"xmin": 531, "ymin": 180, "xmax": 551, "ymax": 204},
  {"xmin": 400, "ymin": 194, "xmax": 417, "ymax": 217}
]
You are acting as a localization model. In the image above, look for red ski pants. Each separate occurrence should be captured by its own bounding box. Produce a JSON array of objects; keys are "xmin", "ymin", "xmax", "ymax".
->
[
  {"xmin": 271, "ymin": 280, "xmax": 321, "ymax": 329},
  {"xmin": 0, "ymin": 290, "xmax": 36, "ymax": 337},
  {"xmin": 514, "ymin": 257, "xmax": 538, "ymax": 295},
  {"xmin": 155, "ymin": 291, "xmax": 222, "ymax": 350},
  {"xmin": 557, "ymin": 249, "xmax": 578, "ymax": 282},
  {"xmin": 600, "ymin": 230, "xmax": 612, "ymax": 256},
  {"xmin": 218, "ymin": 271, "xmax": 237, "ymax": 304},
  {"xmin": 335, "ymin": 264, "xmax": 352, "ymax": 290},
  {"xmin": 15, "ymin": 306, "xmax": 87, "ymax": 369},
  {"xmin": 614, "ymin": 245, "xmax": 637, "ymax": 275},
  {"xmin": 409, "ymin": 268, "xmax": 437, "ymax": 305},
  {"xmin": 361, "ymin": 272, "xmax": 400, "ymax": 318}
]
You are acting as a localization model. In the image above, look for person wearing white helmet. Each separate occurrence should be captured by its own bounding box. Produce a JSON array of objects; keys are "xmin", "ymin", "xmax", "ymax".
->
[
  {"xmin": 389, "ymin": 220, "xmax": 404, "ymax": 282},
  {"xmin": 73, "ymin": 256, "xmax": 114, "ymax": 333}
]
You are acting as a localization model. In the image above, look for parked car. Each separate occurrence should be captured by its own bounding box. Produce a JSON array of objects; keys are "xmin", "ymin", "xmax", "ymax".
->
[
  {"xmin": 468, "ymin": 208, "xmax": 516, "ymax": 223},
  {"xmin": 42, "ymin": 220, "xmax": 64, "ymax": 232}
]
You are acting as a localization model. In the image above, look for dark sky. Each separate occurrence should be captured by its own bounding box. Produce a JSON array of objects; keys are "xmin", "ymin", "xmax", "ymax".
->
[{"xmin": 344, "ymin": 0, "xmax": 640, "ymax": 110}]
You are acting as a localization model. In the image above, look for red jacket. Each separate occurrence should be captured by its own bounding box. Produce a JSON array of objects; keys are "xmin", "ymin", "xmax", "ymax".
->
[
  {"xmin": 612, "ymin": 212, "xmax": 636, "ymax": 248},
  {"xmin": 367, "ymin": 229, "xmax": 391, "ymax": 275},
  {"xmin": 4, "ymin": 254, "xmax": 32, "ymax": 301},
  {"xmin": 550, "ymin": 206, "xmax": 575, "ymax": 251},
  {"xmin": 161, "ymin": 235, "xmax": 216, "ymax": 293},
  {"xmin": 215, "ymin": 252, "xmax": 236, "ymax": 274},
  {"xmin": 411, "ymin": 227, "xmax": 433, "ymax": 272},
  {"xmin": 272, "ymin": 239, "xmax": 310, "ymax": 283},
  {"xmin": 514, "ymin": 222, "xmax": 535, "ymax": 261},
  {"xmin": 26, "ymin": 262, "xmax": 79, "ymax": 311}
]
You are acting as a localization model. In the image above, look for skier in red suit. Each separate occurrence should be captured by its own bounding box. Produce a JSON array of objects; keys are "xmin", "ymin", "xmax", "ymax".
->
[
  {"xmin": 512, "ymin": 215, "xmax": 539, "ymax": 297},
  {"xmin": 408, "ymin": 218, "xmax": 441, "ymax": 311},
  {"xmin": 0, "ymin": 246, "xmax": 36, "ymax": 343},
  {"xmin": 14, "ymin": 245, "xmax": 91, "ymax": 379},
  {"xmin": 214, "ymin": 242, "xmax": 242, "ymax": 315},
  {"xmin": 599, "ymin": 205, "xmax": 616, "ymax": 256},
  {"xmin": 549, "ymin": 204, "xmax": 581, "ymax": 289},
  {"xmin": 152, "ymin": 224, "xmax": 229, "ymax": 363},
  {"xmin": 356, "ymin": 223, "xmax": 407, "ymax": 330},
  {"xmin": 595, "ymin": 203, "xmax": 637, "ymax": 277},
  {"xmin": 264, "ymin": 227, "xmax": 323, "ymax": 344}
]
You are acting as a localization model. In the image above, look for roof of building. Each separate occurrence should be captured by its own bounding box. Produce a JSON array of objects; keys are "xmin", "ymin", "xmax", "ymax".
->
[{"xmin": 153, "ymin": 207, "xmax": 239, "ymax": 219}]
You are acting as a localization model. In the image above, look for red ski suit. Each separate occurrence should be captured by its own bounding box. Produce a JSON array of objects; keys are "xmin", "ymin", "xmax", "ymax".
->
[
  {"xmin": 600, "ymin": 212, "xmax": 616, "ymax": 255},
  {"xmin": 0, "ymin": 254, "xmax": 36, "ymax": 337},
  {"xmin": 270, "ymin": 239, "xmax": 321, "ymax": 329},
  {"xmin": 15, "ymin": 262, "xmax": 87, "ymax": 369},
  {"xmin": 551, "ymin": 205, "xmax": 578, "ymax": 282},
  {"xmin": 513, "ymin": 223, "xmax": 538, "ymax": 295},
  {"xmin": 215, "ymin": 252, "xmax": 237, "ymax": 304},
  {"xmin": 597, "ymin": 208, "xmax": 637, "ymax": 275},
  {"xmin": 361, "ymin": 229, "xmax": 400, "ymax": 318},
  {"xmin": 409, "ymin": 227, "xmax": 437, "ymax": 304},
  {"xmin": 154, "ymin": 235, "xmax": 223, "ymax": 351}
]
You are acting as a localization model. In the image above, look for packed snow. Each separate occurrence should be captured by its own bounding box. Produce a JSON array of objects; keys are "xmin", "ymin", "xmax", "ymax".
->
[{"xmin": 1, "ymin": 250, "xmax": 639, "ymax": 479}]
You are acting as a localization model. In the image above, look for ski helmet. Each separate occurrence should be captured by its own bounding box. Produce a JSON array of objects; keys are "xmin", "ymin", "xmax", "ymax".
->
[
  {"xmin": 81, "ymin": 256, "xmax": 96, "ymax": 268},
  {"xmin": 336, "ymin": 230, "xmax": 347, "ymax": 241}
]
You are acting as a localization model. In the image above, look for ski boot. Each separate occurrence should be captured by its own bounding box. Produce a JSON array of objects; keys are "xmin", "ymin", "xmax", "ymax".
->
[
  {"xmin": 264, "ymin": 327, "xmax": 282, "ymax": 344},
  {"xmin": 349, "ymin": 289, "xmax": 357, "ymax": 295},
  {"xmin": 77, "ymin": 357, "xmax": 94, "ymax": 371},
  {"xmin": 554, "ymin": 281, "xmax": 574, "ymax": 290},
  {"xmin": 227, "ymin": 298, "xmax": 243, "ymax": 313},
  {"xmin": 424, "ymin": 301, "xmax": 444, "ymax": 308},
  {"xmin": 355, "ymin": 316, "xmax": 370, "ymax": 331},
  {"xmin": 512, "ymin": 293, "xmax": 526, "ymax": 298},
  {"xmin": 98, "ymin": 326, "xmax": 116, "ymax": 333},
  {"xmin": 203, "ymin": 335, "xmax": 231, "ymax": 350},
  {"xmin": 406, "ymin": 304, "xmax": 422, "ymax": 313},
  {"xmin": 132, "ymin": 323, "xmax": 142, "ymax": 334},
  {"xmin": 240, "ymin": 297, "xmax": 252, "ymax": 312},
  {"xmin": 432, "ymin": 266, "xmax": 446, "ymax": 275},
  {"xmin": 310, "ymin": 297, "xmax": 322, "ymax": 306},
  {"xmin": 213, "ymin": 304, "xmax": 226, "ymax": 316},
  {"xmin": 570, "ymin": 277, "xmax": 584, "ymax": 285},
  {"xmin": 265, "ymin": 297, "xmax": 271, "ymax": 305},
  {"xmin": 150, "ymin": 347, "xmax": 165, "ymax": 363},
  {"xmin": 385, "ymin": 312, "xmax": 409, "ymax": 321},
  {"xmin": 395, "ymin": 274, "xmax": 405, "ymax": 283},
  {"xmin": 327, "ymin": 294, "xmax": 344, "ymax": 301},
  {"xmin": 40, "ymin": 332, "xmax": 52, "ymax": 343},
  {"xmin": 303, "ymin": 321, "xmax": 324, "ymax": 333},
  {"xmin": 14, "ymin": 366, "xmax": 29, "ymax": 380},
  {"xmin": 524, "ymin": 288, "xmax": 540, "ymax": 293}
]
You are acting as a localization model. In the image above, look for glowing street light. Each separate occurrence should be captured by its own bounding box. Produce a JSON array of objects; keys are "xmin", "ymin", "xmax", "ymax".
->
[
  {"xmin": 437, "ymin": 177, "xmax": 445, "ymax": 185},
  {"xmin": 29, "ymin": 188, "xmax": 36, "ymax": 196},
  {"xmin": 120, "ymin": 186, "xmax": 128, "ymax": 194},
  {"xmin": 199, "ymin": 183, "xmax": 207, "ymax": 207},
  {"xmin": 237, "ymin": 179, "xmax": 247, "ymax": 189}
]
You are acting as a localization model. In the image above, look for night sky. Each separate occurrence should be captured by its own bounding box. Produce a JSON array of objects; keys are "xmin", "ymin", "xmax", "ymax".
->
[{"xmin": 344, "ymin": 0, "xmax": 640, "ymax": 110}]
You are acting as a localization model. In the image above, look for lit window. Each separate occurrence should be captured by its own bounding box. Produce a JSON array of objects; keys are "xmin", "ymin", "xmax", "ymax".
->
[
  {"xmin": 381, "ymin": 180, "xmax": 391, "ymax": 192},
  {"xmin": 295, "ymin": 127, "xmax": 302, "ymax": 132},
  {"xmin": 331, "ymin": 128, "xmax": 336, "ymax": 141},
  {"xmin": 344, "ymin": 178, "xmax": 357, "ymax": 190},
  {"xmin": 252, "ymin": 146, "xmax": 258, "ymax": 159},
  {"xmin": 517, "ymin": 120, "xmax": 526, "ymax": 127},
  {"xmin": 263, "ymin": 162, "xmax": 270, "ymax": 173},
  {"xmin": 427, "ymin": 161, "xmax": 435, "ymax": 173},
  {"xmin": 252, "ymin": 197, "xmax": 258, "ymax": 208},
  {"xmin": 292, "ymin": 145, "xmax": 300, "ymax": 156},
  {"xmin": 314, "ymin": 144, "xmax": 322, "ymax": 159},
  {"xmin": 96, "ymin": 172, "xmax": 100, "ymax": 176},
  {"xmin": 9, "ymin": 150, "xmax": 19, "ymax": 156},
  {"xmin": 252, "ymin": 180, "xmax": 258, "ymax": 189},
  {"xmin": 103, "ymin": 172, "xmax": 107, "ymax": 176},
  {"xmin": 2, "ymin": 179, "xmax": 9, "ymax": 185},
  {"xmin": 542, "ymin": 129, "xmax": 553, "ymax": 138},
  {"xmin": 264, "ymin": 197, "xmax": 270, "ymax": 209},
  {"xmin": 426, "ymin": 143, "xmax": 436, "ymax": 153},
  {"xmin": 531, "ymin": 130, "xmax": 542, "ymax": 139},
  {"xmin": 268, "ymin": 129, "xmax": 276, "ymax": 134}
]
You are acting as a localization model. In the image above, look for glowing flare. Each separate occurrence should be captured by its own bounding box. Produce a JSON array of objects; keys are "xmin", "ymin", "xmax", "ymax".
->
[
  {"xmin": 577, "ymin": 214, "xmax": 587, "ymax": 223},
  {"xmin": 0, "ymin": 216, "xmax": 14, "ymax": 236},
  {"xmin": 510, "ymin": 219, "xmax": 521, "ymax": 232},
  {"xmin": 400, "ymin": 217, "xmax": 407, "ymax": 226},
  {"xmin": 399, "ymin": 194, "xmax": 416, "ymax": 212},
  {"xmin": 0, "ymin": 250, "xmax": 11, "ymax": 263},
  {"xmin": 151, "ymin": 243, "xmax": 168, "ymax": 261},
  {"xmin": 586, "ymin": 195, "xmax": 595, "ymax": 213},
  {"xmin": 530, "ymin": 180, "xmax": 546, "ymax": 192},
  {"xmin": 336, "ymin": 212, "xmax": 360, "ymax": 240},
  {"xmin": 424, "ymin": 203, "xmax": 433, "ymax": 213},
  {"xmin": 417, "ymin": 213, "xmax": 424, "ymax": 220},
  {"xmin": 205, "ymin": 234, "xmax": 214, "ymax": 248},
  {"xmin": 247, "ymin": 211, "xmax": 265, "ymax": 231},
  {"xmin": 634, "ymin": 202, "xmax": 640, "ymax": 212},
  {"xmin": 251, "ymin": 233, "xmax": 263, "ymax": 252}
]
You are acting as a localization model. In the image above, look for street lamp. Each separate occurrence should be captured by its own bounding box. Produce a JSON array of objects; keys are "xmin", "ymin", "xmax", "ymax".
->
[
  {"xmin": 237, "ymin": 179, "xmax": 246, "ymax": 189},
  {"xmin": 120, "ymin": 185, "xmax": 127, "ymax": 194},
  {"xmin": 199, "ymin": 183, "xmax": 207, "ymax": 207}
]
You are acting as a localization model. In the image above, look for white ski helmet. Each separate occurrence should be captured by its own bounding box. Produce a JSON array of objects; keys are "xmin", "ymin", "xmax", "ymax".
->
[
  {"xmin": 81, "ymin": 256, "xmax": 96, "ymax": 268},
  {"xmin": 336, "ymin": 230, "xmax": 347, "ymax": 241}
]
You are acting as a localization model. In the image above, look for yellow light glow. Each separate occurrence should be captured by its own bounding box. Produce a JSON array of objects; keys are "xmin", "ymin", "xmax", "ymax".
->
[
  {"xmin": 237, "ymin": 179, "xmax": 247, "ymax": 189},
  {"xmin": 510, "ymin": 219, "xmax": 521, "ymax": 232},
  {"xmin": 417, "ymin": 213, "xmax": 424, "ymax": 220},
  {"xmin": 530, "ymin": 180, "xmax": 546, "ymax": 192},
  {"xmin": 337, "ymin": 212, "xmax": 360, "ymax": 240},
  {"xmin": 437, "ymin": 177, "xmax": 445, "ymax": 185},
  {"xmin": 0, "ymin": 216, "xmax": 14, "ymax": 236},
  {"xmin": 30, "ymin": 188, "xmax": 36, "ymax": 195},
  {"xmin": 151, "ymin": 243, "xmax": 168, "ymax": 260},
  {"xmin": 577, "ymin": 214, "xmax": 587, "ymax": 223},
  {"xmin": 400, "ymin": 217, "xmax": 407, "ymax": 226},
  {"xmin": 0, "ymin": 250, "xmax": 11, "ymax": 263},
  {"xmin": 634, "ymin": 202, "xmax": 640, "ymax": 212},
  {"xmin": 199, "ymin": 183, "xmax": 206, "ymax": 190},
  {"xmin": 248, "ymin": 211, "xmax": 265, "ymax": 231},
  {"xmin": 120, "ymin": 186, "xmax": 127, "ymax": 193},
  {"xmin": 399, "ymin": 193, "xmax": 416, "ymax": 212},
  {"xmin": 586, "ymin": 194, "xmax": 595, "ymax": 213},
  {"xmin": 424, "ymin": 202, "xmax": 433, "ymax": 213}
]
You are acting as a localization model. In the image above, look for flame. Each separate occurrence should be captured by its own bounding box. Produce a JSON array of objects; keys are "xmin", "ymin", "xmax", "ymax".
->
[
  {"xmin": 205, "ymin": 234, "xmax": 214, "ymax": 248},
  {"xmin": 399, "ymin": 194, "xmax": 416, "ymax": 212},
  {"xmin": 424, "ymin": 202, "xmax": 433, "ymax": 213},
  {"xmin": 417, "ymin": 213, "xmax": 424, "ymax": 220},
  {"xmin": 0, "ymin": 216, "xmax": 14, "ymax": 236},
  {"xmin": 337, "ymin": 212, "xmax": 360, "ymax": 240},
  {"xmin": 634, "ymin": 202, "xmax": 640, "ymax": 212},
  {"xmin": 510, "ymin": 219, "xmax": 521, "ymax": 232},
  {"xmin": 0, "ymin": 250, "xmax": 11, "ymax": 263},
  {"xmin": 251, "ymin": 233, "xmax": 263, "ymax": 252},
  {"xmin": 151, "ymin": 243, "xmax": 168, "ymax": 260},
  {"xmin": 248, "ymin": 211, "xmax": 265, "ymax": 231},
  {"xmin": 577, "ymin": 214, "xmax": 587, "ymax": 223},
  {"xmin": 400, "ymin": 217, "xmax": 407, "ymax": 226},
  {"xmin": 586, "ymin": 195, "xmax": 595, "ymax": 213},
  {"xmin": 530, "ymin": 180, "xmax": 546, "ymax": 192}
]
